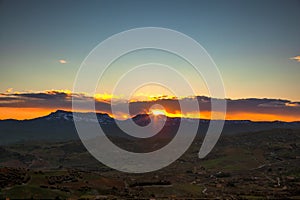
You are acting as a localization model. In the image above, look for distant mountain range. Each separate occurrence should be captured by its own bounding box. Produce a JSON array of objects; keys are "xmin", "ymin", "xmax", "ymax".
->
[{"xmin": 0, "ymin": 110, "xmax": 299, "ymax": 145}]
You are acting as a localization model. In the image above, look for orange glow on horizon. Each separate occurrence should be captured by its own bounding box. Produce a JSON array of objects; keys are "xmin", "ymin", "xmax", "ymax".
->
[
  {"xmin": 225, "ymin": 112, "xmax": 300, "ymax": 122},
  {"xmin": 0, "ymin": 107, "xmax": 56, "ymax": 120},
  {"xmin": 1, "ymin": 89, "xmax": 298, "ymax": 122},
  {"xmin": 0, "ymin": 107, "xmax": 298, "ymax": 122}
]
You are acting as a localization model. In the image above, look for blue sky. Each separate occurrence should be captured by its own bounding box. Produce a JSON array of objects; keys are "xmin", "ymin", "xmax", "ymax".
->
[{"xmin": 0, "ymin": 0, "xmax": 300, "ymax": 100}]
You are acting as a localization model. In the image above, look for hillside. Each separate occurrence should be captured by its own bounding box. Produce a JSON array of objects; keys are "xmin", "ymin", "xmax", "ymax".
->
[
  {"xmin": 0, "ymin": 110, "xmax": 299, "ymax": 145},
  {"xmin": 0, "ymin": 128, "xmax": 299, "ymax": 198}
]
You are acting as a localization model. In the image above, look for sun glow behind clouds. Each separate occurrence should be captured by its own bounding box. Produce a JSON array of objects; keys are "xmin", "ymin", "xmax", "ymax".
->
[
  {"xmin": 94, "ymin": 93, "xmax": 120, "ymax": 101},
  {"xmin": 151, "ymin": 109, "xmax": 166, "ymax": 116}
]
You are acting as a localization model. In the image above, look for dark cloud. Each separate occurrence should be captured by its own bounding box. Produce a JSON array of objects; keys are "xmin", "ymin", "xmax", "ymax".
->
[
  {"xmin": 0, "ymin": 91, "xmax": 72, "ymax": 109},
  {"xmin": 225, "ymin": 98, "xmax": 300, "ymax": 116},
  {"xmin": 17, "ymin": 91, "xmax": 69, "ymax": 100}
]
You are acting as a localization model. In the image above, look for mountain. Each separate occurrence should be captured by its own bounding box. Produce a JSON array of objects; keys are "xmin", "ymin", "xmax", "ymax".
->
[
  {"xmin": 39, "ymin": 110, "xmax": 114, "ymax": 124},
  {"xmin": 0, "ymin": 110, "xmax": 299, "ymax": 145}
]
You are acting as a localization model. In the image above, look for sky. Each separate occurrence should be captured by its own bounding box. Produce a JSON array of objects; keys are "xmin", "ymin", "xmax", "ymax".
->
[{"xmin": 0, "ymin": 0, "xmax": 300, "ymax": 120}]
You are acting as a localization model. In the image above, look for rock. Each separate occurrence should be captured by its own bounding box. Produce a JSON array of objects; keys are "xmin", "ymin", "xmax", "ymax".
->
[
  {"xmin": 286, "ymin": 176, "xmax": 295, "ymax": 181},
  {"xmin": 282, "ymin": 186, "xmax": 287, "ymax": 190}
]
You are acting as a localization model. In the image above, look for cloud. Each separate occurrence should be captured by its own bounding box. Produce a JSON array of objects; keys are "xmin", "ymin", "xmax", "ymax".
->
[
  {"xmin": 0, "ymin": 90, "xmax": 111, "ymax": 113},
  {"xmin": 59, "ymin": 59, "xmax": 67, "ymax": 64},
  {"xmin": 290, "ymin": 55, "xmax": 300, "ymax": 62},
  {"xmin": 5, "ymin": 88, "xmax": 13, "ymax": 93},
  {"xmin": 258, "ymin": 100, "xmax": 287, "ymax": 108},
  {"xmin": 285, "ymin": 102, "xmax": 300, "ymax": 107}
]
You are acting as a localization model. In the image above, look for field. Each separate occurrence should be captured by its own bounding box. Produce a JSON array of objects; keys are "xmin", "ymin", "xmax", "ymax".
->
[{"xmin": 0, "ymin": 128, "xmax": 299, "ymax": 199}]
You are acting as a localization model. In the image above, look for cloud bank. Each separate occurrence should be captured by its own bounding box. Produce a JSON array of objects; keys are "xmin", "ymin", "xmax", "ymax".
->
[{"xmin": 0, "ymin": 90, "xmax": 299, "ymax": 121}]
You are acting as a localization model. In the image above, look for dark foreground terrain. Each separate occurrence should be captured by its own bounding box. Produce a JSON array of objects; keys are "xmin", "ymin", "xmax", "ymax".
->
[{"xmin": 0, "ymin": 128, "xmax": 299, "ymax": 199}]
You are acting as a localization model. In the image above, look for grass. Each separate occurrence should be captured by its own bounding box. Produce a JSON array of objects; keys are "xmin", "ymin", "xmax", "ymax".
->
[
  {"xmin": 239, "ymin": 195, "xmax": 265, "ymax": 199},
  {"xmin": 173, "ymin": 183, "xmax": 204, "ymax": 196},
  {"xmin": 1, "ymin": 185, "xmax": 68, "ymax": 199},
  {"xmin": 201, "ymin": 147, "xmax": 264, "ymax": 171}
]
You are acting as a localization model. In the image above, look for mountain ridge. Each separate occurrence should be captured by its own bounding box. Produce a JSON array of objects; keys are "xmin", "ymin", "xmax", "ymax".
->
[{"xmin": 0, "ymin": 110, "xmax": 300, "ymax": 145}]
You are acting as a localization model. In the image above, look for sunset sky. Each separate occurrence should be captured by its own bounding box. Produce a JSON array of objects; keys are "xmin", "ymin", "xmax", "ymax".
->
[{"xmin": 0, "ymin": 0, "xmax": 299, "ymax": 121}]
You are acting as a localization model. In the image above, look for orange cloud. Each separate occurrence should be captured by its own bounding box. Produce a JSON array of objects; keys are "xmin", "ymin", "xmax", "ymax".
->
[
  {"xmin": 290, "ymin": 55, "xmax": 300, "ymax": 62},
  {"xmin": 5, "ymin": 88, "xmax": 13, "ymax": 93},
  {"xmin": 94, "ymin": 93, "xmax": 123, "ymax": 102},
  {"xmin": 59, "ymin": 59, "xmax": 67, "ymax": 64},
  {"xmin": 285, "ymin": 102, "xmax": 300, "ymax": 107}
]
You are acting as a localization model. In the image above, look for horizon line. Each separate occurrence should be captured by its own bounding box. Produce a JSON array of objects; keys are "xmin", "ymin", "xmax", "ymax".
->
[{"xmin": 1, "ymin": 109, "xmax": 299, "ymax": 123}]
